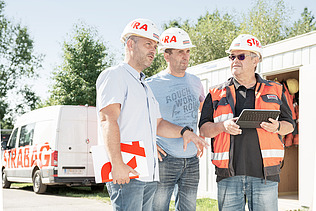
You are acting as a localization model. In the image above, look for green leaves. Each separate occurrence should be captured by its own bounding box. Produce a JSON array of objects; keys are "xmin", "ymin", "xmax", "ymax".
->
[
  {"xmin": 0, "ymin": 0, "xmax": 42, "ymax": 128},
  {"xmin": 47, "ymin": 22, "xmax": 114, "ymax": 106}
]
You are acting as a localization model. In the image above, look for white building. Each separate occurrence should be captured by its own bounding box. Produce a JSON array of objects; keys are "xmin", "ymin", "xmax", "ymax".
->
[{"xmin": 188, "ymin": 31, "xmax": 316, "ymax": 208}]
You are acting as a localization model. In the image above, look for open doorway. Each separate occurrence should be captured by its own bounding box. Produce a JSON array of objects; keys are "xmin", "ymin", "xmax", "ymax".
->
[{"xmin": 265, "ymin": 70, "xmax": 299, "ymax": 197}]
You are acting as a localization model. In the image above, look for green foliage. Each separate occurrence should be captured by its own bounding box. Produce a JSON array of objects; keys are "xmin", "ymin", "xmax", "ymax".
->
[
  {"xmin": 0, "ymin": 0, "xmax": 42, "ymax": 129},
  {"xmin": 47, "ymin": 22, "xmax": 114, "ymax": 106},
  {"xmin": 187, "ymin": 10, "xmax": 238, "ymax": 65},
  {"xmin": 240, "ymin": 0, "xmax": 291, "ymax": 45},
  {"xmin": 286, "ymin": 7, "xmax": 316, "ymax": 37},
  {"xmin": 143, "ymin": 53, "xmax": 167, "ymax": 78}
]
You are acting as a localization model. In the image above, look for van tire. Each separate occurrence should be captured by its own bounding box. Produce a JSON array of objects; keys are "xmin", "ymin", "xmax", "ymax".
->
[
  {"xmin": 2, "ymin": 171, "xmax": 11, "ymax": 188},
  {"xmin": 91, "ymin": 184, "xmax": 105, "ymax": 192},
  {"xmin": 33, "ymin": 170, "xmax": 47, "ymax": 194}
]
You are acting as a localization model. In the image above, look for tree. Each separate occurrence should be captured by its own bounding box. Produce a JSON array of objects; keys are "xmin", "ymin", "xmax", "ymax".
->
[
  {"xmin": 240, "ymin": 0, "xmax": 291, "ymax": 45},
  {"xmin": 0, "ymin": 1, "xmax": 42, "ymax": 128},
  {"xmin": 186, "ymin": 10, "xmax": 238, "ymax": 65},
  {"xmin": 144, "ymin": 10, "xmax": 238, "ymax": 77},
  {"xmin": 47, "ymin": 22, "xmax": 114, "ymax": 106},
  {"xmin": 286, "ymin": 7, "xmax": 316, "ymax": 38}
]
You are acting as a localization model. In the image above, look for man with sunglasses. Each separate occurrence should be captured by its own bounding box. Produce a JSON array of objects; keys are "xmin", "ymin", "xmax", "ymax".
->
[{"xmin": 199, "ymin": 34, "xmax": 295, "ymax": 211}]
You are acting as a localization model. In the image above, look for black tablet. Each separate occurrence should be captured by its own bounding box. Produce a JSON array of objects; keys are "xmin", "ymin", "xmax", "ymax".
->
[{"xmin": 236, "ymin": 109, "xmax": 281, "ymax": 128}]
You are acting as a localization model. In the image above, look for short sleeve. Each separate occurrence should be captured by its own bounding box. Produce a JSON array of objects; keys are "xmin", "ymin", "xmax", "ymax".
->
[
  {"xmin": 199, "ymin": 93, "xmax": 214, "ymax": 128},
  {"xmin": 199, "ymin": 81, "xmax": 206, "ymax": 103},
  {"xmin": 96, "ymin": 68, "xmax": 126, "ymax": 112},
  {"xmin": 279, "ymin": 92, "xmax": 295, "ymax": 127}
]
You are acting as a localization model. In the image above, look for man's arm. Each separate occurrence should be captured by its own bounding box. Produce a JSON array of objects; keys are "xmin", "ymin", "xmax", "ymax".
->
[
  {"xmin": 199, "ymin": 93, "xmax": 241, "ymax": 138},
  {"xmin": 99, "ymin": 103, "xmax": 138, "ymax": 185},
  {"xmin": 156, "ymin": 118, "xmax": 209, "ymax": 152}
]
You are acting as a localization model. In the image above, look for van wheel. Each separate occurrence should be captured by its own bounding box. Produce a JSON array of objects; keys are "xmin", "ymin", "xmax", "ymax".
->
[
  {"xmin": 33, "ymin": 170, "xmax": 47, "ymax": 194},
  {"xmin": 91, "ymin": 184, "xmax": 104, "ymax": 192},
  {"xmin": 2, "ymin": 171, "xmax": 11, "ymax": 188}
]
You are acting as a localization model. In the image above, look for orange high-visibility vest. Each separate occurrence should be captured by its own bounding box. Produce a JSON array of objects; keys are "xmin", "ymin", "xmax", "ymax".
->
[{"xmin": 210, "ymin": 76, "xmax": 284, "ymax": 177}]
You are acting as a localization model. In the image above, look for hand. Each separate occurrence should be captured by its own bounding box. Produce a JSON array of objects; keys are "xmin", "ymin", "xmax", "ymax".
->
[
  {"xmin": 157, "ymin": 144, "xmax": 167, "ymax": 161},
  {"xmin": 111, "ymin": 162, "xmax": 139, "ymax": 184},
  {"xmin": 196, "ymin": 147, "xmax": 204, "ymax": 158},
  {"xmin": 260, "ymin": 118, "xmax": 279, "ymax": 133},
  {"xmin": 223, "ymin": 117, "xmax": 242, "ymax": 135},
  {"xmin": 182, "ymin": 130, "xmax": 209, "ymax": 152}
]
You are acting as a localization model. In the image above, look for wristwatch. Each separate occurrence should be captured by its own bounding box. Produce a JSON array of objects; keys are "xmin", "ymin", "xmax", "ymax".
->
[
  {"xmin": 180, "ymin": 126, "xmax": 193, "ymax": 136},
  {"xmin": 274, "ymin": 121, "xmax": 281, "ymax": 133}
]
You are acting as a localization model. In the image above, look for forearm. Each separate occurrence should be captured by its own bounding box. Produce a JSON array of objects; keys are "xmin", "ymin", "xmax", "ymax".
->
[
  {"xmin": 101, "ymin": 120, "xmax": 124, "ymax": 165},
  {"xmin": 277, "ymin": 121, "xmax": 294, "ymax": 136},
  {"xmin": 199, "ymin": 121, "xmax": 225, "ymax": 138},
  {"xmin": 157, "ymin": 119, "xmax": 182, "ymax": 138}
]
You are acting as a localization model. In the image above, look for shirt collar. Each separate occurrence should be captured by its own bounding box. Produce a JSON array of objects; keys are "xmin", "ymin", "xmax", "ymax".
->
[
  {"xmin": 233, "ymin": 77, "xmax": 256, "ymax": 90},
  {"xmin": 122, "ymin": 62, "xmax": 146, "ymax": 82}
]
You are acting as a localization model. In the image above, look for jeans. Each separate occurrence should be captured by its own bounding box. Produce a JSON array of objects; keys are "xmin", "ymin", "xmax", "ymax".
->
[
  {"xmin": 153, "ymin": 154, "xmax": 199, "ymax": 211},
  {"xmin": 217, "ymin": 176, "xmax": 278, "ymax": 211},
  {"xmin": 106, "ymin": 179, "xmax": 157, "ymax": 211}
]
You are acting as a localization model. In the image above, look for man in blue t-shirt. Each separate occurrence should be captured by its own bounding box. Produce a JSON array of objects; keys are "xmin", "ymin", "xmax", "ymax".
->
[{"xmin": 147, "ymin": 28, "xmax": 205, "ymax": 211}]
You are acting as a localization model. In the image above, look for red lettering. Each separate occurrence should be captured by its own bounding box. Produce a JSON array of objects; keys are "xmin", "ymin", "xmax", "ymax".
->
[
  {"xmin": 10, "ymin": 149, "xmax": 16, "ymax": 168},
  {"xmin": 127, "ymin": 156, "xmax": 137, "ymax": 169},
  {"xmin": 163, "ymin": 36, "xmax": 169, "ymax": 43},
  {"xmin": 131, "ymin": 21, "xmax": 140, "ymax": 29},
  {"xmin": 2, "ymin": 151, "xmax": 8, "ymax": 167},
  {"xmin": 120, "ymin": 141, "xmax": 146, "ymax": 157},
  {"xmin": 247, "ymin": 39, "xmax": 253, "ymax": 46},
  {"xmin": 24, "ymin": 147, "xmax": 30, "ymax": 167},
  {"xmin": 139, "ymin": 24, "xmax": 147, "ymax": 31},
  {"xmin": 255, "ymin": 40, "xmax": 260, "ymax": 47},
  {"xmin": 170, "ymin": 35, "xmax": 177, "ymax": 43},
  {"xmin": 16, "ymin": 148, "xmax": 23, "ymax": 168},
  {"xmin": 101, "ymin": 162, "xmax": 111, "ymax": 182},
  {"xmin": 31, "ymin": 146, "xmax": 38, "ymax": 166},
  {"xmin": 40, "ymin": 144, "xmax": 50, "ymax": 167}
]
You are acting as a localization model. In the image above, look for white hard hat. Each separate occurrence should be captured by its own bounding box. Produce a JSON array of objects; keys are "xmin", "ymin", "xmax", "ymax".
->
[
  {"xmin": 158, "ymin": 28, "xmax": 195, "ymax": 53},
  {"xmin": 226, "ymin": 34, "xmax": 263, "ymax": 61},
  {"xmin": 120, "ymin": 18, "xmax": 160, "ymax": 44}
]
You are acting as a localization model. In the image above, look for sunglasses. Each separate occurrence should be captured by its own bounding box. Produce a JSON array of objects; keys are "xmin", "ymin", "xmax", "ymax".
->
[{"xmin": 228, "ymin": 54, "xmax": 256, "ymax": 61}]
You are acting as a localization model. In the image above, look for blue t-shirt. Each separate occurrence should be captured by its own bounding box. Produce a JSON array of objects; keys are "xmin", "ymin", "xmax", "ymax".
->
[{"xmin": 146, "ymin": 70, "xmax": 205, "ymax": 158}]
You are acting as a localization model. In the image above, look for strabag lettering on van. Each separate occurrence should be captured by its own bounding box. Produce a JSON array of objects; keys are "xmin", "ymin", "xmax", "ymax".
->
[{"xmin": 2, "ymin": 142, "xmax": 51, "ymax": 169}]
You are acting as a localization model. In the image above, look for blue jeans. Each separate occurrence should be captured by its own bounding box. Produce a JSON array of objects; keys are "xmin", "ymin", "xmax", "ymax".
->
[
  {"xmin": 153, "ymin": 154, "xmax": 199, "ymax": 211},
  {"xmin": 217, "ymin": 176, "xmax": 278, "ymax": 211},
  {"xmin": 106, "ymin": 179, "xmax": 157, "ymax": 211}
]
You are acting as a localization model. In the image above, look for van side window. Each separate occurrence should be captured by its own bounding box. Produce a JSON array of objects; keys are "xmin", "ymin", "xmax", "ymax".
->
[
  {"xmin": 7, "ymin": 128, "xmax": 18, "ymax": 149},
  {"xmin": 19, "ymin": 123, "xmax": 35, "ymax": 147}
]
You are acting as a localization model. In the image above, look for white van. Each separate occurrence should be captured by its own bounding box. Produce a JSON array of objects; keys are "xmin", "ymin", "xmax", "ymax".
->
[{"xmin": 1, "ymin": 105, "xmax": 103, "ymax": 193}]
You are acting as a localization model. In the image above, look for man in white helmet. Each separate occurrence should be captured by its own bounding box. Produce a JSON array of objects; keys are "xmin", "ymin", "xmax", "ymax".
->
[
  {"xmin": 147, "ymin": 27, "xmax": 205, "ymax": 211},
  {"xmin": 199, "ymin": 34, "xmax": 295, "ymax": 211},
  {"xmin": 96, "ymin": 19, "xmax": 208, "ymax": 210}
]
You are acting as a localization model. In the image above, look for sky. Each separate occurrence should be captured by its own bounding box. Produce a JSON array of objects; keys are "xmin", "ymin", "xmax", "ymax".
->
[{"xmin": 3, "ymin": 0, "xmax": 316, "ymax": 101}]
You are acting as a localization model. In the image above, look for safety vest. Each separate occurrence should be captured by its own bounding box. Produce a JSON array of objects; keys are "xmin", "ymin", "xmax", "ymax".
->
[{"xmin": 210, "ymin": 75, "xmax": 284, "ymax": 177}]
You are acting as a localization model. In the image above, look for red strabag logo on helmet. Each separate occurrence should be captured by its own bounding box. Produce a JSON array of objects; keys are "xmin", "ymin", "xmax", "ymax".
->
[
  {"xmin": 162, "ymin": 35, "xmax": 177, "ymax": 43},
  {"xmin": 131, "ymin": 21, "xmax": 148, "ymax": 31},
  {"xmin": 247, "ymin": 38, "xmax": 261, "ymax": 48}
]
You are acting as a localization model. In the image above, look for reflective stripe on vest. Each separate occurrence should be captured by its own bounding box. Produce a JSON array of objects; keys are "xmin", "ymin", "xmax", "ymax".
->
[{"xmin": 211, "ymin": 151, "xmax": 229, "ymax": 160}]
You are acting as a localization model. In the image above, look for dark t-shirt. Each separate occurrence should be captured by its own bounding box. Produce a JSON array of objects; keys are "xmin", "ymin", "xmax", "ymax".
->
[{"xmin": 199, "ymin": 78, "xmax": 294, "ymax": 182}]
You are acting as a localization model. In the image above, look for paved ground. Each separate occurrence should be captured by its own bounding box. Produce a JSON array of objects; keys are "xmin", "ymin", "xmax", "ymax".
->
[{"xmin": 2, "ymin": 187, "xmax": 113, "ymax": 211}]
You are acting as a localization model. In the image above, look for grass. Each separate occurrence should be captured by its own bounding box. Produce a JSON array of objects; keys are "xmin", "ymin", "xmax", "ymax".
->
[{"xmin": 169, "ymin": 198, "xmax": 218, "ymax": 211}]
